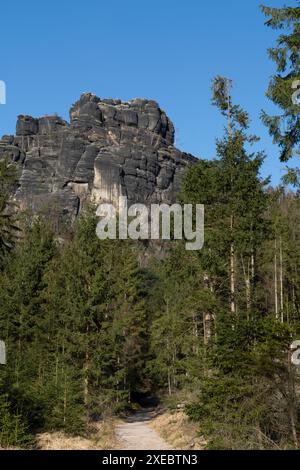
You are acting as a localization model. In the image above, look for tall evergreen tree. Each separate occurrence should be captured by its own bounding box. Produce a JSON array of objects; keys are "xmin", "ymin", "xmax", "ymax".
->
[
  {"xmin": 176, "ymin": 78, "xmax": 300, "ymax": 449},
  {"xmin": 261, "ymin": 2, "xmax": 300, "ymax": 163},
  {"xmin": 181, "ymin": 77, "xmax": 268, "ymax": 318},
  {"xmin": 0, "ymin": 217, "xmax": 56, "ymax": 435},
  {"xmin": 42, "ymin": 209, "xmax": 147, "ymax": 421}
]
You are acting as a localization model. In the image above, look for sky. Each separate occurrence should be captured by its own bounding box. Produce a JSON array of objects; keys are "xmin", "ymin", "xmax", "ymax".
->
[{"xmin": 0, "ymin": 0, "xmax": 298, "ymax": 185}]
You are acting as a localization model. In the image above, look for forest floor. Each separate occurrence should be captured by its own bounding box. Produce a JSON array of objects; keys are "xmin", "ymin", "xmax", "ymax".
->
[
  {"xmin": 35, "ymin": 409, "xmax": 173, "ymax": 450},
  {"xmin": 1, "ymin": 408, "xmax": 204, "ymax": 450},
  {"xmin": 35, "ymin": 419, "xmax": 119, "ymax": 450},
  {"xmin": 150, "ymin": 409, "xmax": 206, "ymax": 450}
]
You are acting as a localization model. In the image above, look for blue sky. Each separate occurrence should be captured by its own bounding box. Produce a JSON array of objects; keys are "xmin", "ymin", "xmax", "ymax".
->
[{"xmin": 0, "ymin": 0, "xmax": 297, "ymax": 185}]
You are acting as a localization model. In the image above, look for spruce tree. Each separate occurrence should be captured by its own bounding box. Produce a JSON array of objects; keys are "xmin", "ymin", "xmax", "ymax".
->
[
  {"xmin": 177, "ymin": 78, "xmax": 300, "ymax": 449},
  {"xmin": 261, "ymin": 2, "xmax": 300, "ymax": 163},
  {"xmin": 0, "ymin": 217, "xmax": 56, "ymax": 436},
  {"xmin": 182, "ymin": 77, "xmax": 269, "ymax": 318}
]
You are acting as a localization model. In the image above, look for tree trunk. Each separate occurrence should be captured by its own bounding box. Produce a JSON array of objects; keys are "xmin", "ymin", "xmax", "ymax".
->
[
  {"xmin": 203, "ymin": 312, "xmax": 212, "ymax": 345},
  {"xmin": 63, "ymin": 372, "xmax": 67, "ymax": 425},
  {"xmin": 279, "ymin": 236, "xmax": 284, "ymax": 323},
  {"xmin": 230, "ymin": 215, "xmax": 236, "ymax": 315},
  {"xmin": 84, "ymin": 326, "xmax": 89, "ymax": 406},
  {"xmin": 241, "ymin": 255, "xmax": 251, "ymax": 316},
  {"xmin": 288, "ymin": 350, "xmax": 298, "ymax": 448},
  {"xmin": 55, "ymin": 343, "xmax": 59, "ymax": 387},
  {"xmin": 168, "ymin": 369, "xmax": 172, "ymax": 396},
  {"xmin": 274, "ymin": 238, "xmax": 279, "ymax": 319},
  {"xmin": 193, "ymin": 311, "xmax": 199, "ymax": 354}
]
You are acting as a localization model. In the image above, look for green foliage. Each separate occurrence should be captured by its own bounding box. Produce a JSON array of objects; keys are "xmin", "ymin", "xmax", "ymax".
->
[
  {"xmin": 186, "ymin": 317, "xmax": 295, "ymax": 449},
  {"xmin": 167, "ymin": 77, "xmax": 300, "ymax": 449},
  {"xmin": 261, "ymin": 2, "xmax": 300, "ymax": 162},
  {"xmin": 0, "ymin": 181, "xmax": 299, "ymax": 448},
  {"xmin": 0, "ymin": 69, "xmax": 299, "ymax": 451},
  {"xmin": 0, "ymin": 394, "xmax": 31, "ymax": 448},
  {"xmin": 212, "ymin": 76, "xmax": 250, "ymax": 130},
  {"xmin": 0, "ymin": 207, "xmax": 148, "ymax": 441}
]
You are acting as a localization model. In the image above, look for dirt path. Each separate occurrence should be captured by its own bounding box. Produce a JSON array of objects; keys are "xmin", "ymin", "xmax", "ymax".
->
[{"xmin": 115, "ymin": 409, "xmax": 172, "ymax": 450}]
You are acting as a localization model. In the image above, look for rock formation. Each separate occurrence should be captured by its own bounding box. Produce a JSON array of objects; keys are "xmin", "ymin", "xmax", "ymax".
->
[{"xmin": 0, "ymin": 93, "xmax": 197, "ymax": 219}]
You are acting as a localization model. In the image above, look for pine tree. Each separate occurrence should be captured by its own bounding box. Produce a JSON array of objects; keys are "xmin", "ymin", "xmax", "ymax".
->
[
  {"xmin": 177, "ymin": 78, "xmax": 300, "ymax": 449},
  {"xmin": 0, "ymin": 391, "xmax": 31, "ymax": 447},
  {"xmin": 148, "ymin": 242, "xmax": 217, "ymax": 397},
  {"xmin": 181, "ymin": 77, "xmax": 269, "ymax": 319},
  {"xmin": 42, "ymin": 209, "xmax": 147, "ymax": 420},
  {"xmin": 261, "ymin": 2, "xmax": 300, "ymax": 163},
  {"xmin": 103, "ymin": 239, "xmax": 147, "ymax": 405},
  {"xmin": 41, "ymin": 209, "xmax": 107, "ymax": 424},
  {"xmin": 0, "ymin": 217, "xmax": 56, "ymax": 436},
  {"xmin": 263, "ymin": 188, "xmax": 300, "ymax": 324}
]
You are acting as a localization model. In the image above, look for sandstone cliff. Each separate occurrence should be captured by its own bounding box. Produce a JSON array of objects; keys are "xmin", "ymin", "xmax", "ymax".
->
[{"xmin": 0, "ymin": 93, "xmax": 197, "ymax": 219}]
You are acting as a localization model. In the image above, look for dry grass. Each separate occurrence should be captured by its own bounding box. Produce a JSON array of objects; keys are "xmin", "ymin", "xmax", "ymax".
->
[
  {"xmin": 0, "ymin": 445, "xmax": 20, "ymax": 450},
  {"xmin": 151, "ymin": 410, "xmax": 206, "ymax": 450},
  {"xmin": 35, "ymin": 419, "xmax": 119, "ymax": 450}
]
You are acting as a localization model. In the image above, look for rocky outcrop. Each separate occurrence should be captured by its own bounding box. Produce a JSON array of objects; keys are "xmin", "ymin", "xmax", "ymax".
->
[{"xmin": 0, "ymin": 93, "xmax": 197, "ymax": 219}]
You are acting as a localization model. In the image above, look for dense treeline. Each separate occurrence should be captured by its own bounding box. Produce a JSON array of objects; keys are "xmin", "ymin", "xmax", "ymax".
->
[
  {"xmin": 0, "ymin": 149, "xmax": 300, "ymax": 449},
  {"xmin": 0, "ymin": 208, "xmax": 148, "ymax": 443},
  {"xmin": 0, "ymin": 0, "xmax": 300, "ymax": 450},
  {"xmin": 147, "ymin": 75, "xmax": 300, "ymax": 449}
]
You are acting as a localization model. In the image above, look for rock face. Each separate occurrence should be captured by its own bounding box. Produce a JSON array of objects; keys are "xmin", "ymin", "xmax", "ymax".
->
[{"xmin": 0, "ymin": 93, "xmax": 197, "ymax": 219}]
